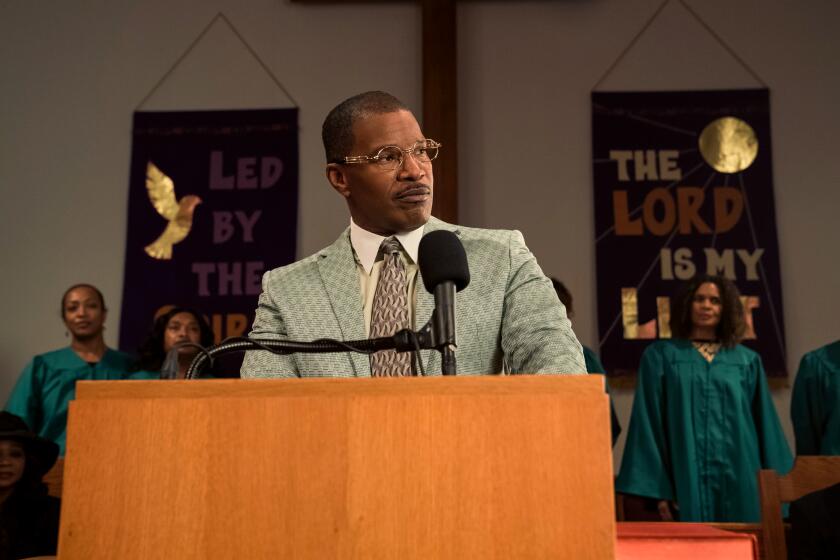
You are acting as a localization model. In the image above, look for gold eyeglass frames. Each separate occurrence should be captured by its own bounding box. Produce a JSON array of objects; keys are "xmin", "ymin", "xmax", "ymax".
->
[{"xmin": 333, "ymin": 139, "xmax": 441, "ymax": 171}]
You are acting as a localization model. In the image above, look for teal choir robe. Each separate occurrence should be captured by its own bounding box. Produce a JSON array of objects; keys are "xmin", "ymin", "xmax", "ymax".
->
[
  {"xmin": 127, "ymin": 370, "xmax": 216, "ymax": 380},
  {"xmin": 126, "ymin": 370, "xmax": 162, "ymax": 380},
  {"xmin": 582, "ymin": 346, "xmax": 622, "ymax": 446},
  {"xmin": 5, "ymin": 347, "xmax": 135, "ymax": 454},
  {"xmin": 791, "ymin": 340, "xmax": 840, "ymax": 455},
  {"xmin": 616, "ymin": 339, "xmax": 792, "ymax": 522}
]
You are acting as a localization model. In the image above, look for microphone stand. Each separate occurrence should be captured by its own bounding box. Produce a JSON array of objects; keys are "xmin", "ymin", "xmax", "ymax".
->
[
  {"xmin": 185, "ymin": 328, "xmax": 430, "ymax": 379},
  {"xmin": 430, "ymin": 283, "xmax": 457, "ymax": 376},
  {"xmin": 185, "ymin": 310, "xmax": 458, "ymax": 379}
]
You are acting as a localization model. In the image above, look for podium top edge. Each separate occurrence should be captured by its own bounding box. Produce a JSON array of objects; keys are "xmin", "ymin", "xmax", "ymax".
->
[{"xmin": 75, "ymin": 374, "xmax": 603, "ymax": 400}]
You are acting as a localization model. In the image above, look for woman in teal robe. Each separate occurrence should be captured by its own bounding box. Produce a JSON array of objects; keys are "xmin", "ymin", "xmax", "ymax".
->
[
  {"xmin": 4, "ymin": 284, "xmax": 135, "ymax": 454},
  {"xmin": 131, "ymin": 307, "xmax": 216, "ymax": 379},
  {"xmin": 791, "ymin": 340, "xmax": 840, "ymax": 455},
  {"xmin": 616, "ymin": 275, "xmax": 792, "ymax": 522}
]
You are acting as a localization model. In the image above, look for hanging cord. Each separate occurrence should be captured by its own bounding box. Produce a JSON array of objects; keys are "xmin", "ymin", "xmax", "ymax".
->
[
  {"xmin": 677, "ymin": 0, "xmax": 767, "ymax": 88},
  {"xmin": 136, "ymin": 12, "xmax": 298, "ymax": 110},
  {"xmin": 592, "ymin": 0, "xmax": 768, "ymax": 91},
  {"xmin": 592, "ymin": 0, "xmax": 670, "ymax": 91}
]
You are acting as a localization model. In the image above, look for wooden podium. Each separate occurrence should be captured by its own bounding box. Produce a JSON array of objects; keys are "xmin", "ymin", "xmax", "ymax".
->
[{"xmin": 59, "ymin": 375, "xmax": 616, "ymax": 558}]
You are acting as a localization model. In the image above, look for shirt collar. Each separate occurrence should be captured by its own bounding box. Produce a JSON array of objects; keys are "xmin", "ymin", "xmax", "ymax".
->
[{"xmin": 349, "ymin": 219, "xmax": 425, "ymax": 274}]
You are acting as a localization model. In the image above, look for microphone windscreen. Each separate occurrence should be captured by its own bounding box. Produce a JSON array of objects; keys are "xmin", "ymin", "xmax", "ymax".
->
[{"xmin": 418, "ymin": 230, "xmax": 470, "ymax": 293}]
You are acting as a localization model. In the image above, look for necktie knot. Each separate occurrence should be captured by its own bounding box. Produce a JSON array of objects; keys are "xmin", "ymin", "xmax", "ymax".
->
[{"xmin": 380, "ymin": 236, "xmax": 402, "ymax": 258}]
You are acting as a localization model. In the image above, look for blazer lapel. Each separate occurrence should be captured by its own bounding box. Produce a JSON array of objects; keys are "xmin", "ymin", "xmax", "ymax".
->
[
  {"xmin": 415, "ymin": 277, "xmax": 437, "ymax": 374},
  {"xmin": 318, "ymin": 229, "xmax": 369, "ymax": 376}
]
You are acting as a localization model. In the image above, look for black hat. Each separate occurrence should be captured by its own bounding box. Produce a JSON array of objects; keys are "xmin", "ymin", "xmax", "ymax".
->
[{"xmin": 0, "ymin": 411, "xmax": 59, "ymax": 477}]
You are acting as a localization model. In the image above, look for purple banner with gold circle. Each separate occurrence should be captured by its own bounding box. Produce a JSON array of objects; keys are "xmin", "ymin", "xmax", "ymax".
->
[
  {"xmin": 119, "ymin": 109, "xmax": 298, "ymax": 375},
  {"xmin": 591, "ymin": 89, "xmax": 786, "ymax": 379}
]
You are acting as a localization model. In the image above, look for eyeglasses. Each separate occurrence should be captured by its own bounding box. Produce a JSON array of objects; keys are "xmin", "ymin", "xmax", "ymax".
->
[{"xmin": 334, "ymin": 139, "xmax": 441, "ymax": 171}]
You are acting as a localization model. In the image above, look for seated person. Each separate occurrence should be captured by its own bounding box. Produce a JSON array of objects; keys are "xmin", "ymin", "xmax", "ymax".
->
[
  {"xmin": 791, "ymin": 339, "xmax": 840, "ymax": 455},
  {"xmin": 0, "ymin": 411, "xmax": 61, "ymax": 560},
  {"xmin": 551, "ymin": 278, "xmax": 621, "ymax": 445},
  {"xmin": 133, "ymin": 307, "xmax": 215, "ymax": 379},
  {"xmin": 5, "ymin": 284, "xmax": 134, "ymax": 454}
]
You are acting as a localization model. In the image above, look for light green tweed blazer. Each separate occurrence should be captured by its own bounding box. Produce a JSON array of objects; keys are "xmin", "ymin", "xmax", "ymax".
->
[{"xmin": 240, "ymin": 217, "xmax": 585, "ymax": 377}]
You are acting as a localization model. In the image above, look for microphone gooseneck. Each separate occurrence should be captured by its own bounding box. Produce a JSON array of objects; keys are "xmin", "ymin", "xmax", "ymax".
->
[{"xmin": 185, "ymin": 330, "xmax": 426, "ymax": 379}]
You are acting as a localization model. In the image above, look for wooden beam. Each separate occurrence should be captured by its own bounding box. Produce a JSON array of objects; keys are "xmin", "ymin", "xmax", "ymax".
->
[
  {"xmin": 292, "ymin": 0, "xmax": 459, "ymax": 223},
  {"xmin": 422, "ymin": 0, "xmax": 458, "ymax": 223}
]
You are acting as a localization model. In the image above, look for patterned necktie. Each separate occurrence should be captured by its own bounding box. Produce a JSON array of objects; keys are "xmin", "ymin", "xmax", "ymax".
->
[{"xmin": 370, "ymin": 237, "xmax": 413, "ymax": 376}]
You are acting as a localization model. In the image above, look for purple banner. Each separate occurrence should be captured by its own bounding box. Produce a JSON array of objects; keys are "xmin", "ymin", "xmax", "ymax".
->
[
  {"xmin": 591, "ymin": 89, "xmax": 786, "ymax": 378},
  {"xmin": 119, "ymin": 109, "xmax": 298, "ymax": 374}
]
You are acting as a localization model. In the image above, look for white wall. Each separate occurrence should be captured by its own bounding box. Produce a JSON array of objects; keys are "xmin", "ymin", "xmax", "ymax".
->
[
  {"xmin": 2, "ymin": 0, "xmax": 838, "ymax": 471},
  {"xmin": 0, "ymin": 0, "xmax": 421, "ymax": 389}
]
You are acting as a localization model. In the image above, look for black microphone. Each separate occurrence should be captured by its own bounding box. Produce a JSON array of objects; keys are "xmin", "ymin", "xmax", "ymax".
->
[{"xmin": 418, "ymin": 230, "xmax": 470, "ymax": 375}]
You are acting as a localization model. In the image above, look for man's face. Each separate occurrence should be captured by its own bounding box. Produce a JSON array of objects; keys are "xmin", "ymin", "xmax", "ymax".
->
[{"xmin": 327, "ymin": 110, "xmax": 433, "ymax": 236}]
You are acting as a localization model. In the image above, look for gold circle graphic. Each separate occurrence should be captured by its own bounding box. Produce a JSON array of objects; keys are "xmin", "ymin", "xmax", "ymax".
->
[{"xmin": 698, "ymin": 117, "xmax": 759, "ymax": 173}]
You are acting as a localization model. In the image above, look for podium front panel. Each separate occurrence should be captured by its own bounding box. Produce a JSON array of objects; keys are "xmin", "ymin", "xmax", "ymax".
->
[{"xmin": 60, "ymin": 376, "xmax": 616, "ymax": 559}]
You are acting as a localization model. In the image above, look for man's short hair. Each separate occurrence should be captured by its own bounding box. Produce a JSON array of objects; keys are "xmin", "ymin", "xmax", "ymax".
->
[{"xmin": 322, "ymin": 91, "xmax": 409, "ymax": 163}]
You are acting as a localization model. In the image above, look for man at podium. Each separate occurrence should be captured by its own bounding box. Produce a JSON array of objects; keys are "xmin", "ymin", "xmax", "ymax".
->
[{"xmin": 241, "ymin": 91, "xmax": 585, "ymax": 378}]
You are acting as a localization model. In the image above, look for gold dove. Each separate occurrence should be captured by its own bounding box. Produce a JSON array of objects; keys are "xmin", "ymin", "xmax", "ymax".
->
[{"xmin": 144, "ymin": 162, "xmax": 202, "ymax": 260}]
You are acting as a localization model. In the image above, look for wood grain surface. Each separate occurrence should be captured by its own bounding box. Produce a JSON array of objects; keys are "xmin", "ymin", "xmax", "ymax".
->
[{"xmin": 61, "ymin": 376, "xmax": 615, "ymax": 559}]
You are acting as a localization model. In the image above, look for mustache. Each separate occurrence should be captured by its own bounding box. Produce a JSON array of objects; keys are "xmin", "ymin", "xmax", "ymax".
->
[{"xmin": 395, "ymin": 183, "xmax": 432, "ymax": 198}]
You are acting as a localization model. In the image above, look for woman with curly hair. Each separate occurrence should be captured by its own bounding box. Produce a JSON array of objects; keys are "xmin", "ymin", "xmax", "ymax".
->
[
  {"xmin": 132, "ymin": 307, "xmax": 215, "ymax": 379},
  {"xmin": 616, "ymin": 275, "xmax": 792, "ymax": 522},
  {"xmin": 0, "ymin": 412, "xmax": 61, "ymax": 559}
]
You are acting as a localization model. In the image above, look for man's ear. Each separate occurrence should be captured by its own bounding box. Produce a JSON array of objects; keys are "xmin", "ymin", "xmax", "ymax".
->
[{"xmin": 326, "ymin": 164, "xmax": 351, "ymax": 199}]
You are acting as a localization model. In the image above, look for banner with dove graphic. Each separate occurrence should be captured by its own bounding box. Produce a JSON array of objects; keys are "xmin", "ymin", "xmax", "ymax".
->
[
  {"xmin": 591, "ymin": 89, "xmax": 786, "ymax": 380},
  {"xmin": 119, "ymin": 109, "xmax": 298, "ymax": 375}
]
